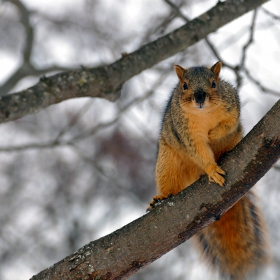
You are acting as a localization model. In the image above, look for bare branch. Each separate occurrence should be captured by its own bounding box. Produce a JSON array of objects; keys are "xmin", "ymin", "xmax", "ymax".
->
[
  {"xmin": 261, "ymin": 7, "xmax": 280, "ymax": 20},
  {"xmin": 0, "ymin": 0, "xmax": 269, "ymax": 124},
  {"xmin": 164, "ymin": 0, "xmax": 243, "ymax": 90},
  {"xmin": 274, "ymin": 165, "xmax": 280, "ymax": 171},
  {"xmin": 9, "ymin": 0, "xmax": 34, "ymax": 63},
  {"xmin": 30, "ymin": 99, "xmax": 280, "ymax": 280},
  {"xmin": 0, "ymin": 78, "xmax": 158, "ymax": 152},
  {"xmin": 53, "ymin": 99, "xmax": 96, "ymax": 142},
  {"xmin": 71, "ymin": 145, "xmax": 144, "ymax": 205},
  {"xmin": 239, "ymin": 9, "xmax": 280, "ymax": 96},
  {"xmin": 240, "ymin": 9, "xmax": 258, "ymax": 68},
  {"xmin": 0, "ymin": 64, "xmax": 70, "ymax": 96},
  {"xmin": 164, "ymin": 0, "xmax": 190, "ymax": 21},
  {"xmin": 0, "ymin": 0, "xmax": 35, "ymax": 95},
  {"xmin": 0, "ymin": 0, "xmax": 71, "ymax": 95},
  {"xmin": 244, "ymin": 67, "xmax": 280, "ymax": 96}
]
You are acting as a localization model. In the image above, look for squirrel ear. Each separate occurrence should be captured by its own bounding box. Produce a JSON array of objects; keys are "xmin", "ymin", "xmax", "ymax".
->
[
  {"xmin": 210, "ymin": 61, "xmax": 222, "ymax": 79},
  {"xmin": 174, "ymin": 65, "xmax": 186, "ymax": 84}
]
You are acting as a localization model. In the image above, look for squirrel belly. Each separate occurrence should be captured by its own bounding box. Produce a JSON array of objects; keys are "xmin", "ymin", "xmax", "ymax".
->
[{"xmin": 149, "ymin": 62, "xmax": 269, "ymax": 279}]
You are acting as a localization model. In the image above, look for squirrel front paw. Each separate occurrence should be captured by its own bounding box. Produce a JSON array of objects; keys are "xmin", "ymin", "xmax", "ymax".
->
[
  {"xmin": 208, "ymin": 127, "xmax": 223, "ymax": 141},
  {"xmin": 205, "ymin": 163, "xmax": 225, "ymax": 186},
  {"xmin": 208, "ymin": 129, "xmax": 217, "ymax": 140}
]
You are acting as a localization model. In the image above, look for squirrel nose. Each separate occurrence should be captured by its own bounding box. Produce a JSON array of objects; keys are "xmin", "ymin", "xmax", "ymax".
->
[{"xmin": 194, "ymin": 90, "xmax": 206, "ymax": 105}]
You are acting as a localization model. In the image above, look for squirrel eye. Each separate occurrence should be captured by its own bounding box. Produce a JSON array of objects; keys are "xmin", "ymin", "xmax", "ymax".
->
[
  {"xmin": 212, "ymin": 80, "xmax": 216, "ymax": 88},
  {"xmin": 183, "ymin": 82, "xmax": 188, "ymax": 90}
]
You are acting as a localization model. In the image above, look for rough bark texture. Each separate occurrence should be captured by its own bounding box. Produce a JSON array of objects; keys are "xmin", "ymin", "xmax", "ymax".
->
[
  {"xmin": 30, "ymin": 100, "xmax": 280, "ymax": 280},
  {"xmin": 0, "ymin": 0, "xmax": 269, "ymax": 124}
]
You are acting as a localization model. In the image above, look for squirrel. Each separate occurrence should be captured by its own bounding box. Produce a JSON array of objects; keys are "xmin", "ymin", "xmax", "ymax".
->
[{"xmin": 148, "ymin": 62, "xmax": 269, "ymax": 280}]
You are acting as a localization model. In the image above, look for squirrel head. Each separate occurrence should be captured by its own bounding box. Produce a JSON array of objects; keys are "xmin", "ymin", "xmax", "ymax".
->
[{"xmin": 174, "ymin": 61, "xmax": 222, "ymax": 111}]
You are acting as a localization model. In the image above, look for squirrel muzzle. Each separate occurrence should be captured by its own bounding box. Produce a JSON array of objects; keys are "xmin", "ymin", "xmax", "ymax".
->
[{"xmin": 194, "ymin": 90, "xmax": 207, "ymax": 108}]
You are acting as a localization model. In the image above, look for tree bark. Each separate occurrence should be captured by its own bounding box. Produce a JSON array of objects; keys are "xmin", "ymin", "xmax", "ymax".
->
[
  {"xmin": 30, "ymin": 100, "xmax": 280, "ymax": 279},
  {"xmin": 0, "ymin": 0, "xmax": 269, "ymax": 124}
]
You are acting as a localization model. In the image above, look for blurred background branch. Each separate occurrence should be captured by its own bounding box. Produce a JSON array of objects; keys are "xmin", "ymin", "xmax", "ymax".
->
[
  {"xmin": 1, "ymin": 0, "xmax": 69, "ymax": 95},
  {"xmin": 0, "ymin": 0, "xmax": 269, "ymax": 124}
]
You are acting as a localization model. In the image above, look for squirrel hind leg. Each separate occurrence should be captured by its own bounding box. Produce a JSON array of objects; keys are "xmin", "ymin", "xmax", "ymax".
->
[{"xmin": 147, "ymin": 194, "xmax": 173, "ymax": 211}]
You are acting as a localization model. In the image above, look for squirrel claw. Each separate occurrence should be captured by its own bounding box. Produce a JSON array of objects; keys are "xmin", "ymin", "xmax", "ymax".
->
[
  {"xmin": 215, "ymin": 213, "xmax": 222, "ymax": 221},
  {"xmin": 209, "ymin": 173, "xmax": 225, "ymax": 186},
  {"xmin": 206, "ymin": 164, "xmax": 226, "ymax": 186},
  {"xmin": 147, "ymin": 194, "xmax": 171, "ymax": 211}
]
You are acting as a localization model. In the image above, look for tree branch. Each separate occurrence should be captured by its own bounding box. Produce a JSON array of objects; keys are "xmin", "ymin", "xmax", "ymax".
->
[
  {"xmin": 163, "ymin": 0, "xmax": 243, "ymax": 90},
  {"xmin": 30, "ymin": 99, "xmax": 280, "ymax": 280},
  {"xmin": 0, "ymin": 0, "xmax": 269, "ymax": 124},
  {"xmin": 244, "ymin": 67, "xmax": 280, "ymax": 96},
  {"xmin": 240, "ymin": 9, "xmax": 258, "ymax": 68},
  {"xmin": 0, "ymin": 0, "xmax": 70, "ymax": 95},
  {"xmin": 0, "ymin": 79, "xmax": 159, "ymax": 152},
  {"xmin": 9, "ymin": 0, "xmax": 34, "ymax": 62},
  {"xmin": 0, "ymin": 0, "xmax": 34, "ymax": 96}
]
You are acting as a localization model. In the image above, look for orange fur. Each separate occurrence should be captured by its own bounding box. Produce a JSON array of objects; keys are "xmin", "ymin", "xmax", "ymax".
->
[
  {"xmin": 149, "ymin": 62, "xmax": 268, "ymax": 279},
  {"xmin": 195, "ymin": 191, "xmax": 269, "ymax": 279}
]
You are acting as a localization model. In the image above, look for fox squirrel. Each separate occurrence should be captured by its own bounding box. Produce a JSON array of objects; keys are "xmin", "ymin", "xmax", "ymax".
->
[{"xmin": 149, "ymin": 62, "xmax": 269, "ymax": 279}]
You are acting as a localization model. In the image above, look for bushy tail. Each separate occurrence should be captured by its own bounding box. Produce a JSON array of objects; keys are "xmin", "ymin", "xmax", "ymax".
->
[{"xmin": 193, "ymin": 190, "xmax": 269, "ymax": 280}]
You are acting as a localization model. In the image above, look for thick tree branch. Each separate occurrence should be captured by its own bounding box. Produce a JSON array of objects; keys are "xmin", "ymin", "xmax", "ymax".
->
[
  {"xmin": 30, "ymin": 100, "xmax": 280, "ymax": 280},
  {"xmin": 0, "ymin": 0, "xmax": 269, "ymax": 124}
]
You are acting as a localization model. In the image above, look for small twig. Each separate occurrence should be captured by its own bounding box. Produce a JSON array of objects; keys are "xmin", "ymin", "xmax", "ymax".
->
[
  {"xmin": 240, "ymin": 9, "xmax": 258, "ymax": 68},
  {"xmin": 261, "ymin": 7, "xmax": 280, "ymax": 21},
  {"xmin": 0, "ymin": 139, "xmax": 73, "ymax": 152},
  {"xmin": 0, "ymin": 1, "xmax": 71, "ymax": 95},
  {"xmin": 71, "ymin": 145, "xmax": 144, "ymax": 204},
  {"xmin": 0, "ymin": 64, "xmax": 71, "ymax": 96},
  {"xmin": 54, "ymin": 99, "xmax": 96, "ymax": 142},
  {"xmin": 9, "ymin": 0, "xmax": 34, "ymax": 63},
  {"xmin": 244, "ymin": 67, "xmax": 280, "ymax": 97},
  {"xmin": 163, "ymin": 0, "xmax": 243, "ymax": 89},
  {"xmin": 164, "ymin": 0, "xmax": 190, "ymax": 21},
  {"xmin": 274, "ymin": 165, "xmax": 280, "ymax": 171},
  {"xmin": 204, "ymin": 38, "xmax": 235, "ymax": 70},
  {"xmin": 0, "ymin": 0, "xmax": 34, "ymax": 96},
  {"xmin": 66, "ymin": 75, "xmax": 163, "ymax": 143},
  {"xmin": 0, "ymin": 79, "xmax": 159, "ymax": 152}
]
